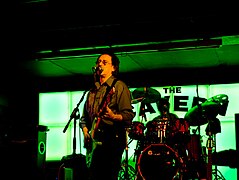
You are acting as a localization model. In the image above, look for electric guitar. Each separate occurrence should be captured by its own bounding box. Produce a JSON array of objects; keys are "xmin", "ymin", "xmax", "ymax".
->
[{"xmin": 85, "ymin": 82, "xmax": 116, "ymax": 167}]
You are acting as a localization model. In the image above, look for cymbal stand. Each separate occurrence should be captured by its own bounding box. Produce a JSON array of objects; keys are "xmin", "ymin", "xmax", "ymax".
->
[
  {"xmin": 124, "ymin": 128, "xmax": 129, "ymax": 180},
  {"xmin": 133, "ymin": 104, "xmax": 146, "ymax": 163},
  {"xmin": 206, "ymin": 131, "xmax": 213, "ymax": 180},
  {"xmin": 210, "ymin": 134, "xmax": 226, "ymax": 180},
  {"xmin": 119, "ymin": 130, "xmax": 136, "ymax": 180},
  {"xmin": 206, "ymin": 118, "xmax": 225, "ymax": 180},
  {"xmin": 206, "ymin": 133, "xmax": 225, "ymax": 180},
  {"xmin": 187, "ymin": 125, "xmax": 204, "ymax": 180},
  {"xmin": 133, "ymin": 101, "xmax": 146, "ymax": 160}
]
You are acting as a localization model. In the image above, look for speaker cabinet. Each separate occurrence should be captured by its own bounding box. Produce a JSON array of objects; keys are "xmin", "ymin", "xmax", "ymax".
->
[
  {"xmin": 36, "ymin": 125, "xmax": 48, "ymax": 179},
  {"xmin": 4, "ymin": 125, "xmax": 48, "ymax": 180}
]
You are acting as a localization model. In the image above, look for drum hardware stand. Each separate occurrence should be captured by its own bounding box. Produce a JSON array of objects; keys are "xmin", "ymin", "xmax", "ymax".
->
[
  {"xmin": 132, "ymin": 107, "xmax": 146, "ymax": 166},
  {"xmin": 157, "ymin": 118, "xmax": 168, "ymax": 144},
  {"xmin": 133, "ymin": 141, "xmax": 140, "ymax": 162},
  {"xmin": 132, "ymin": 101, "xmax": 148, "ymax": 162},
  {"xmin": 124, "ymin": 128, "xmax": 130, "ymax": 180},
  {"xmin": 206, "ymin": 131, "xmax": 213, "ymax": 180},
  {"xmin": 119, "ymin": 128, "xmax": 137, "ymax": 180},
  {"xmin": 205, "ymin": 117, "xmax": 225, "ymax": 180},
  {"xmin": 131, "ymin": 102, "xmax": 150, "ymax": 180},
  {"xmin": 185, "ymin": 125, "xmax": 205, "ymax": 180},
  {"xmin": 139, "ymin": 102, "xmax": 148, "ymax": 122},
  {"xmin": 206, "ymin": 134, "xmax": 226, "ymax": 180},
  {"xmin": 132, "ymin": 137, "xmax": 143, "ymax": 180}
]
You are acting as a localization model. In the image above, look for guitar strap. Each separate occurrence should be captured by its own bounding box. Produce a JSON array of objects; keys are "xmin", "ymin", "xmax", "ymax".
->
[{"xmin": 98, "ymin": 78, "xmax": 118, "ymax": 112}]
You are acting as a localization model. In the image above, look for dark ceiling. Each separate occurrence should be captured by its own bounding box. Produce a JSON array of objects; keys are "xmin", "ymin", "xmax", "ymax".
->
[{"xmin": 3, "ymin": 1, "xmax": 239, "ymax": 91}]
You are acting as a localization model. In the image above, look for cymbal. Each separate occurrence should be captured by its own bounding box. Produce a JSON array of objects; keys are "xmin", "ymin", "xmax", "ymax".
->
[
  {"xmin": 132, "ymin": 87, "xmax": 161, "ymax": 104},
  {"xmin": 184, "ymin": 101, "xmax": 221, "ymax": 126},
  {"xmin": 206, "ymin": 94, "xmax": 228, "ymax": 104},
  {"xmin": 206, "ymin": 94, "xmax": 229, "ymax": 116}
]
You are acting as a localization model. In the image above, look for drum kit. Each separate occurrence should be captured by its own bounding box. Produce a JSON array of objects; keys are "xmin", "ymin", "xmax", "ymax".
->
[{"xmin": 127, "ymin": 87, "xmax": 229, "ymax": 180}]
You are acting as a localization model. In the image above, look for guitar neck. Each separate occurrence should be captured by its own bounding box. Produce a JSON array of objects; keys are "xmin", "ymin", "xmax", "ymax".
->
[{"xmin": 90, "ymin": 116, "xmax": 101, "ymax": 140}]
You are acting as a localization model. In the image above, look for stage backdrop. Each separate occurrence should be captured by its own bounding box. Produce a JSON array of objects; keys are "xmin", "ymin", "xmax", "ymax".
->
[{"xmin": 39, "ymin": 83, "xmax": 239, "ymax": 180}]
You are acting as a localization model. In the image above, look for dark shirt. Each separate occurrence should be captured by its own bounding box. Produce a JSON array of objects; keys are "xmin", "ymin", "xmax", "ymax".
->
[{"xmin": 80, "ymin": 75, "xmax": 135, "ymax": 132}]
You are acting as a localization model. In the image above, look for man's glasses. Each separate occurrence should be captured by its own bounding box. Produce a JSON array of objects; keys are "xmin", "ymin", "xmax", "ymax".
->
[{"xmin": 96, "ymin": 60, "xmax": 112, "ymax": 66}]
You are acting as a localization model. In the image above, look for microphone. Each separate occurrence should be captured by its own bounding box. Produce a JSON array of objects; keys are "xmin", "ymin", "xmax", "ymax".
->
[{"xmin": 92, "ymin": 66, "xmax": 103, "ymax": 73}]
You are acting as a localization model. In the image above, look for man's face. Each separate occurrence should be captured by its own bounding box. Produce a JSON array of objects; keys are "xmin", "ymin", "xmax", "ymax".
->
[{"xmin": 96, "ymin": 54, "xmax": 115, "ymax": 77}]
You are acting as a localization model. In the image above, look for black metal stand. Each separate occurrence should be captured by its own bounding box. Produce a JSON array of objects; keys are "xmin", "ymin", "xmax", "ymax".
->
[
  {"xmin": 63, "ymin": 90, "xmax": 87, "ymax": 154},
  {"xmin": 125, "ymin": 129, "xmax": 129, "ymax": 180},
  {"xmin": 118, "ymin": 129, "xmax": 137, "ymax": 180},
  {"xmin": 59, "ymin": 90, "xmax": 88, "ymax": 180},
  {"xmin": 186, "ymin": 125, "xmax": 206, "ymax": 180},
  {"xmin": 211, "ymin": 134, "xmax": 226, "ymax": 180},
  {"xmin": 206, "ymin": 118, "xmax": 225, "ymax": 180}
]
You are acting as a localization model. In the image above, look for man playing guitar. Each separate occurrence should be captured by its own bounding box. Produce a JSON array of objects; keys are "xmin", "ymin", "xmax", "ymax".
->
[{"xmin": 80, "ymin": 51, "xmax": 135, "ymax": 180}]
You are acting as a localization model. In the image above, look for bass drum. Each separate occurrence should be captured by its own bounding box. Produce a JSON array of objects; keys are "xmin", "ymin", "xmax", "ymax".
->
[{"xmin": 137, "ymin": 143, "xmax": 183, "ymax": 180}]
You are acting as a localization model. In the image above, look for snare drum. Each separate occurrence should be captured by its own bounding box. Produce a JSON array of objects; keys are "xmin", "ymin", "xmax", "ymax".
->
[{"xmin": 128, "ymin": 122, "xmax": 145, "ymax": 140}]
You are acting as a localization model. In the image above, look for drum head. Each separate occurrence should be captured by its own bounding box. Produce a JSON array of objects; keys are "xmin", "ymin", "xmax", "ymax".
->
[{"xmin": 137, "ymin": 143, "xmax": 183, "ymax": 180}]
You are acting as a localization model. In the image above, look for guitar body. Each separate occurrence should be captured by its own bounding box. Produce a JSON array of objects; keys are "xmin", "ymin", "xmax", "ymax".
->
[
  {"xmin": 85, "ymin": 134, "xmax": 102, "ymax": 168},
  {"xmin": 85, "ymin": 116, "xmax": 103, "ymax": 168}
]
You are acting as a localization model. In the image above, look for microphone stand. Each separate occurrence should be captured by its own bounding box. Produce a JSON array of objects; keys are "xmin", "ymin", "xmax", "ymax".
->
[
  {"xmin": 60, "ymin": 90, "xmax": 88, "ymax": 180},
  {"xmin": 63, "ymin": 90, "xmax": 88, "ymax": 155}
]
